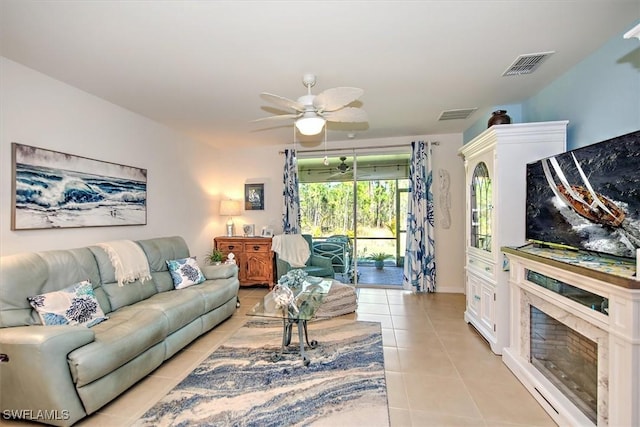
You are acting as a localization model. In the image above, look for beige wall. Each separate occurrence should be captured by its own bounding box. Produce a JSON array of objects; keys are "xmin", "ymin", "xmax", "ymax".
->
[
  {"xmin": 0, "ymin": 57, "xmax": 224, "ymax": 260},
  {"xmin": 1, "ymin": 57, "xmax": 465, "ymax": 292}
]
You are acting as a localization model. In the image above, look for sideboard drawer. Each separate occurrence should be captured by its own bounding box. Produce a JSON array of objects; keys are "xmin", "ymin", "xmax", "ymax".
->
[
  {"xmin": 218, "ymin": 242, "xmax": 241, "ymax": 252},
  {"xmin": 244, "ymin": 242, "xmax": 271, "ymax": 253}
]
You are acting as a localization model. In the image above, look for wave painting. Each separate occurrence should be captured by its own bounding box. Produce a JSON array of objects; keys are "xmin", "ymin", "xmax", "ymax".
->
[{"xmin": 12, "ymin": 143, "xmax": 147, "ymax": 230}]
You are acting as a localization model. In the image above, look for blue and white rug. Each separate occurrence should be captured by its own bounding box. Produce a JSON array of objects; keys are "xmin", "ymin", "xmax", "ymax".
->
[{"xmin": 135, "ymin": 318, "xmax": 389, "ymax": 426}]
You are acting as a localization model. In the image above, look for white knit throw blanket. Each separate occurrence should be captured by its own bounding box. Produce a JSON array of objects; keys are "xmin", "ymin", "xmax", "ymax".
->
[
  {"xmin": 96, "ymin": 240, "xmax": 152, "ymax": 286},
  {"xmin": 271, "ymin": 234, "xmax": 310, "ymax": 268}
]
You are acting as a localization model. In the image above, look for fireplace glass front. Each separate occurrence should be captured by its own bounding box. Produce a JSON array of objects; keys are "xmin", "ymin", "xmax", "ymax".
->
[{"xmin": 530, "ymin": 306, "xmax": 597, "ymax": 424}]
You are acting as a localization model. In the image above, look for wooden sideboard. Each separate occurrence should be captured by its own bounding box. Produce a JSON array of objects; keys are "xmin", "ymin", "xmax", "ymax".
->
[{"xmin": 214, "ymin": 236, "xmax": 275, "ymax": 288}]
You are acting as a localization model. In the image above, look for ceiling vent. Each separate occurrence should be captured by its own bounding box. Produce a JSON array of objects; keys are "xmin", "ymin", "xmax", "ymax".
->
[
  {"xmin": 438, "ymin": 108, "xmax": 478, "ymax": 121},
  {"xmin": 503, "ymin": 51, "xmax": 555, "ymax": 76}
]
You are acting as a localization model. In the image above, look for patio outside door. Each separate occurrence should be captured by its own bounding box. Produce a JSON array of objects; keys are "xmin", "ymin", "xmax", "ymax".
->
[{"xmin": 297, "ymin": 152, "xmax": 410, "ymax": 287}]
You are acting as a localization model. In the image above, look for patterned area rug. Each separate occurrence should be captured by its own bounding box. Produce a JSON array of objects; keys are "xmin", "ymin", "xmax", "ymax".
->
[{"xmin": 135, "ymin": 318, "xmax": 389, "ymax": 426}]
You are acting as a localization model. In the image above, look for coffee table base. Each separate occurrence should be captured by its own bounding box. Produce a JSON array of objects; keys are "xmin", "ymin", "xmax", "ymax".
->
[{"xmin": 271, "ymin": 318, "xmax": 318, "ymax": 366}]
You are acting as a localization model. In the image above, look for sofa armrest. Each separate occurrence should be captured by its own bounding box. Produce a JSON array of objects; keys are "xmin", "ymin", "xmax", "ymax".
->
[
  {"xmin": 0, "ymin": 326, "xmax": 95, "ymax": 426},
  {"xmin": 275, "ymin": 257, "xmax": 291, "ymax": 282},
  {"xmin": 201, "ymin": 263, "xmax": 238, "ymax": 280},
  {"xmin": 310, "ymin": 254, "xmax": 333, "ymax": 269}
]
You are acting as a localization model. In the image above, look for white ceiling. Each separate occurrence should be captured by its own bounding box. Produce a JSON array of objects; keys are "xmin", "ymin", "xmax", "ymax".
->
[{"xmin": 1, "ymin": 1, "xmax": 638, "ymax": 149}]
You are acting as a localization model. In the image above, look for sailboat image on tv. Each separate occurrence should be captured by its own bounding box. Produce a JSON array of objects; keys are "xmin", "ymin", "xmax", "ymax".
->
[{"xmin": 542, "ymin": 153, "xmax": 626, "ymax": 228}]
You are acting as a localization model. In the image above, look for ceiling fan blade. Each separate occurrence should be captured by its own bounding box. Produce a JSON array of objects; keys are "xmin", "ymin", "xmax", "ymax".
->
[
  {"xmin": 323, "ymin": 107, "xmax": 368, "ymax": 123},
  {"xmin": 251, "ymin": 113, "xmax": 299, "ymax": 123},
  {"xmin": 260, "ymin": 93, "xmax": 305, "ymax": 112},
  {"xmin": 329, "ymin": 170, "xmax": 353, "ymax": 179},
  {"xmin": 313, "ymin": 87, "xmax": 364, "ymax": 112}
]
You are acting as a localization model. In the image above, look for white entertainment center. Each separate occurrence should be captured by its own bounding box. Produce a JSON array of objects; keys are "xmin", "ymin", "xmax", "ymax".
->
[{"xmin": 458, "ymin": 121, "xmax": 568, "ymax": 354}]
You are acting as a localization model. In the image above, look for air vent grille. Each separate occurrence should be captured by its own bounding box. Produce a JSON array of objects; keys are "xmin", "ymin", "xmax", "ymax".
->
[
  {"xmin": 503, "ymin": 51, "xmax": 555, "ymax": 76},
  {"xmin": 438, "ymin": 108, "xmax": 478, "ymax": 121}
]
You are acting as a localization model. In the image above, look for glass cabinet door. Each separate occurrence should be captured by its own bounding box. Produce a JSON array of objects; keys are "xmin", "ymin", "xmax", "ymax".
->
[{"xmin": 470, "ymin": 162, "xmax": 492, "ymax": 251}]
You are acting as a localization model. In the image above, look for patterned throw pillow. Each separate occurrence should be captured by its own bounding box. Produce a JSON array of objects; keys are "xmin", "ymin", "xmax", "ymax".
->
[
  {"xmin": 166, "ymin": 257, "xmax": 206, "ymax": 289},
  {"xmin": 28, "ymin": 280, "xmax": 108, "ymax": 327}
]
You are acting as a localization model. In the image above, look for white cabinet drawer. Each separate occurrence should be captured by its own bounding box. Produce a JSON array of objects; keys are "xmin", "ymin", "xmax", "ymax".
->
[{"xmin": 468, "ymin": 256, "xmax": 494, "ymax": 277}]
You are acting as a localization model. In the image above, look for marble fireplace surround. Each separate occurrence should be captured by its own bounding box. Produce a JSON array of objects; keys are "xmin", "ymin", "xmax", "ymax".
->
[
  {"xmin": 515, "ymin": 289, "xmax": 608, "ymax": 425},
  {"xmin": 502, "ymin": 248, "xmax": 640, "ymax": 427}
]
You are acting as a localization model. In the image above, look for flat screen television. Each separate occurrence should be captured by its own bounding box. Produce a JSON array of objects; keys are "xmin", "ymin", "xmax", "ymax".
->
[{"xmin": 525, "ymin": 130, "xmax": 640, "ymax": 259}]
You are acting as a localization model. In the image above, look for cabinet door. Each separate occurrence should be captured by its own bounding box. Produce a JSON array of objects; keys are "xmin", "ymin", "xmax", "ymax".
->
[
  {"xmin": 467, "ymin": 273, "xmax": 481, "ymax": 318},
  {"xmin": 245, "ymin": 253, "xmax": 272, "ymax": 282},
  {"xmin": 469, "ymin": 160, "xmax": 493, "ymax": 253},
  {"xmin": 236, "ymin": 253, "xmax": 248, "ymax": 282},
  {"xmin": 215, "ymin": 239, "xmax": 246, "ymax": 282},
  {"xmin": 480, "ymin": 282, "xmax": 495, "ymax": 334},
  {"xmin": 244, "ymin": 241, "xmax": 273, "ymax": 283}
]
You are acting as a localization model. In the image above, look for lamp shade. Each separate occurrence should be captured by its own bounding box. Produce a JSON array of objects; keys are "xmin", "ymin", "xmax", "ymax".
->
[
  {"xmin": 295, "ymin": 115, "xmax": 326, "ymax": 136},
  {"xmin": 219, "ymin": 200, "xmax": 241, "ymax": 216}
]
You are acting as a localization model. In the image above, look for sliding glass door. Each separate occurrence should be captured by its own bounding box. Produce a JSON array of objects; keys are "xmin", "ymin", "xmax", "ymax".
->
[{"xmin": 298, "ymin": 152, "xmax": 409, "ymax": 286}]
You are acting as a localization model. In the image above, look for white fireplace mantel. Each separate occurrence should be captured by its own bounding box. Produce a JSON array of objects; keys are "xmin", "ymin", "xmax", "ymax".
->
[{"xmin": 502, "ymin": 246, "xmax": 639, "ymax": 427}]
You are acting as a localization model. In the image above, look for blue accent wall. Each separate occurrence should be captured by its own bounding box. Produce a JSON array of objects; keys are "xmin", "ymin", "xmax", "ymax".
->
[{"xmin": 464, "ymin": 26, "xmax": 640, "ymax": 150}]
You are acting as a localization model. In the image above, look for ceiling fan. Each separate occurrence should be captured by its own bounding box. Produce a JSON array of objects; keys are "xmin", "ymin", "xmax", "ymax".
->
[
  {"xmin": 333, "ymin": 156, "xmax": 351, "ymax": 174},
  {"xmin": 328, "ymin": 156, "xmax": 370, "ymax": 178},
  {"xmin": 316, "ymin": 156, "xmax": 351, "ymax": 177},
  {"xmin": 253, "ymin": 74, "xmax": 368, "ymax": 135}
]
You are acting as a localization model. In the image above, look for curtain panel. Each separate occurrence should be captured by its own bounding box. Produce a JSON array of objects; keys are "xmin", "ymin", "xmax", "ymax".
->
[
  {"xmin": 282, "ymin": 149, "xmax": 301, "ymax": 234},
  {"xmin": 403, "ymin": 141, "xmax": 436, "ymax": 292}
]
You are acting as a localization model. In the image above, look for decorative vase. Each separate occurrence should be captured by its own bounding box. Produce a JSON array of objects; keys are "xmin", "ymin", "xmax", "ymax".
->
[
  {"xmin": 488, "ymin": 110, "xmax": 511, "ymax": 127},
  {"xmin": 374, "ymin": 260, "xmax": 384, "ymax": 270}
]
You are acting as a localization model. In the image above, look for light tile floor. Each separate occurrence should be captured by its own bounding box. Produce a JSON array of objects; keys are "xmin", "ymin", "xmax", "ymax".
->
[{"xmin": 4, "ymin": 287, "xmax": 557, "ymax": 427}]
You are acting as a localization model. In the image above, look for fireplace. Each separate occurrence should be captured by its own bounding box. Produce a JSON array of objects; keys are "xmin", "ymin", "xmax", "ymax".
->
[
  {"xmin": 530, "ymin": 306, "xmax": 598, "ymax": 424},
  {"xmin": 502, "ymin": 247, "xmax": 640, "ymax": 427}
]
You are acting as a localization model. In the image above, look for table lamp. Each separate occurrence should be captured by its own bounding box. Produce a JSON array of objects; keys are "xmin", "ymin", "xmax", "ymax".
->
[{"xmin": 219, "ymin": 200, "xmax": 241, "ymax": 237}]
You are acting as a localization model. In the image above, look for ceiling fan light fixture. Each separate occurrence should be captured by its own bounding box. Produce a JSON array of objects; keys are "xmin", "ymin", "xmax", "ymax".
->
[{"xmin": 295, "ymin": 115, "xmax": 326, "ymax": 135}]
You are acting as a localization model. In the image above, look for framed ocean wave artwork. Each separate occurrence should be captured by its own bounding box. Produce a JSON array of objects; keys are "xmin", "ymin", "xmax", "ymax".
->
[{"xmin": 11, "ymin": 143, "xmax": 147, "ymax": 230}]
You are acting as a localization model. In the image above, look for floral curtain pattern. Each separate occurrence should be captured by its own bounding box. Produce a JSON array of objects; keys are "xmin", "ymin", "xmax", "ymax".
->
[
  {"xmin": 403, "ymin": 141, "xmax": 436, "ymax": 292},
  {"xmin": 282, "ymin": 149, "xmax": 301, "ymax": 234}
]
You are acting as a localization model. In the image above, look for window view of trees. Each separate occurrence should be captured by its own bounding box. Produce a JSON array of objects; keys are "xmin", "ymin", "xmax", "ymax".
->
[
  {"xmin": 299, "ymin": 179, "xmax": 408, "ymax": 264},
  {"xmin": 297, "ymin": 153, "xmax": 410, "ymax": 268}
]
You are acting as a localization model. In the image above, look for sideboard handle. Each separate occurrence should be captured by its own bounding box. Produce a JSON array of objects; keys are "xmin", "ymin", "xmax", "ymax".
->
[
  {"xmin": 228, "ymin": 245, "xmax": 235, "ymax": 250},
  {"xmin": 253, "ymin": 246, "xmax": 260, "ymax": 250}
]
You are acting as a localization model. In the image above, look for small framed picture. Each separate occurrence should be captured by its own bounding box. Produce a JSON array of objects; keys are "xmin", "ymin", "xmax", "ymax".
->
[
  {"xmin": 243, "ymin": 224, "xmax": 255, "ymax": 237},
  {"xmin": 245, "ymin": 183, "xmax": 264, "ymax": 211},
  {"xmin": 261, "ymin": 228, "xmax": 274, "ymax": 237}
]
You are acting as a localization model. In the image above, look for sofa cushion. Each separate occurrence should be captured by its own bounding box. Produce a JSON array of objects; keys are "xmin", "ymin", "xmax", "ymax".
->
[
  {"xmin": 89, "ymin": 245, "xmax": 159, "ymax": 311},
  {"xmin": 132, "ymin": 289, "xmax": 206, "ymax": 334},
  {"xmin": 101, "ymin": 279, "xmax": 158, "ymax": 312},
  {"xmin": 184, "ymin": 277, "xmax": 240, "ymax": 312},
  {"xmin": 0, "ymin": 248, "xmax": 105, "ymax": 328},
  {"xmin": 28, "ymin": 280, "xmax": 108, "ymax": 327},
  {"xmin": 67, "ymin": 306, "xmax": 169, "ymax": 387},
  {"xmin": 137, "ymin": 236, "xmax": 190, "ymax": 273},
  {"xmin": 166, "ymin": 257, "xmax": 205, "ymax": 289},
  {"xmin": 137, "ymin": 236, "xmax": 191, "ymax": 293}
]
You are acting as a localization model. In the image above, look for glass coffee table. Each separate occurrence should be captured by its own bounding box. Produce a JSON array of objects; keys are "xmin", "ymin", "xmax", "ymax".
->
[{"xmin": 247, "ymin": 278, "xmax": 332, "ymax": 366}]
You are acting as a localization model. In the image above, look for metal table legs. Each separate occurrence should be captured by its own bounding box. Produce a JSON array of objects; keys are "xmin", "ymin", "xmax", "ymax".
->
[{"xmin": 271, "ymin": 318, "xmax": 318, "ymax": 366}]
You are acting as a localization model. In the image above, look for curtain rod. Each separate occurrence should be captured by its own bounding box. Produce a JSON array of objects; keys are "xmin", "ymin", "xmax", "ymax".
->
[{"xmin": 278, "ymin": 141, "xmax": 439, "ymax": 155}]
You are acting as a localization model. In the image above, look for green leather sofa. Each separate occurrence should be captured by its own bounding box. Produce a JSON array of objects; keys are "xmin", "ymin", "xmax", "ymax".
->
[{"xmin": 0, "ymin": 236, "xmax": 239, "ymax": 426}]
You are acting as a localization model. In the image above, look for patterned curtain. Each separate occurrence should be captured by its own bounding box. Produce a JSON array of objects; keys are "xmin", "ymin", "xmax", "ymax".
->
[
  {"xmin": 282, "ymin": 149, "xmax": 300, "ymax": 234},
  {"xmin": 403, "ymin": 141, "xmax": 436, "ymax": 292}
]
